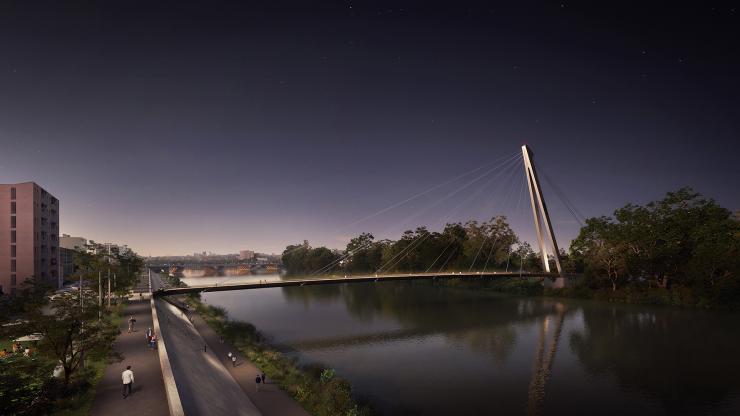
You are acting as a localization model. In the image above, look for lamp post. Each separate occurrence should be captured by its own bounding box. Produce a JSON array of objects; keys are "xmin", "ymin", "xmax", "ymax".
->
[{"xmin": 98, "ymin": 270, "xmax": 102, "ymax": 321}]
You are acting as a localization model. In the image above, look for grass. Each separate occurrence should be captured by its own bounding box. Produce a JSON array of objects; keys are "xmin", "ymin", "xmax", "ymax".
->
[{"xmin": 185, "ymin": 295, "xmax": 374, "ymax": 416}]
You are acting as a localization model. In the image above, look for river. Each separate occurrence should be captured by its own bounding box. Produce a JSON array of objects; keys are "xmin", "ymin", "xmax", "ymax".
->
[{"xmin": 182, "ymin": 275, "xmax": 740, "ymax": 415}]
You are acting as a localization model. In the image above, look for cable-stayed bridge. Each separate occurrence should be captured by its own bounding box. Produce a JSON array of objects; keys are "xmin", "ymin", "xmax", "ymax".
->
[{"xmin": 155, "ymin": 145, "xmax": 580, "ymax": 298}]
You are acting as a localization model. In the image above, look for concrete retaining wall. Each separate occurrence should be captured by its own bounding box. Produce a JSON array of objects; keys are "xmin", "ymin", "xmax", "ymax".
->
[{"xmin": 149, "ymin": 272, "xmax": 185, "ymax": 416}]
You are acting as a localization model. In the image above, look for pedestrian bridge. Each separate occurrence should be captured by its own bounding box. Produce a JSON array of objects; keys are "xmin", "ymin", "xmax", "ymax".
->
[{"xmin": 153, "ymin": 271, "xmax": 565, "ymax": 297}]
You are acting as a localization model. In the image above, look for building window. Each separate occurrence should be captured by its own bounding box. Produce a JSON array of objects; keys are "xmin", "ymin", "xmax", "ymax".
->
[
  {"xmin": 11, "ymin": 259, "xmax": 16, "ymax": 272},
  {"xmin": 11, "ymin": 230, "xmax": 16, "ymax": 243},
  {"xmin": 10, "ymin": 201, "xmax": 15, "ymax": 214},
  {"xmin": 11, "ymin": 245, "xmax": 16, "ymax": 257},
  {"xmin": 10, "ymin": 216, "xmax": 16, "ymax": 228},
  {"xmin": 10, "ymin": 275, "xmax": 16, "ymax": 285},
  {"xmin": 10, "ymin": 187, "xmax": 16, "ymax": 199}
]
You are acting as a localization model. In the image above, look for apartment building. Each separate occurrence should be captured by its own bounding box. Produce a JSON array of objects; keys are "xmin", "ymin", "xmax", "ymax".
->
[{"xmin": 0, "ymin": 182, "xmax": 60, "ymax": 295}]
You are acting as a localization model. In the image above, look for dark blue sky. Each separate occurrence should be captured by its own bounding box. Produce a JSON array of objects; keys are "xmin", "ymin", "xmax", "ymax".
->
[{"xmin": 1, "ymin": 1, "xmax": 738, "ymax": 255}]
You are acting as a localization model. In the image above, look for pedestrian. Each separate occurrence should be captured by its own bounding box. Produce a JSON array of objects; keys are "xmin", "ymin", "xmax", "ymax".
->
[
  {"xmin": 204, "ymin": 344, "xmax": 207, "ymax": 353},
  {"xmin": 128, "ymin": 316, "xmax": 136, "ymax": 333},
  {"xmin": 146, "ymin": 327, "xmax": 153, "ymax": 343},
  {"xmin": 149, "ymin": 334, "xmax": 157, "ymax": 349},
  {"xmin": 139, "ymin": 292, "xmax": 143, "ymax": 302},
  {"xmin": 231, "ymin": 355, "xmax": 237, "ymax": 367},
  {"xmin": 219, "ymin": 336, "xmax": 224, "ymax": 344},
  {"xmin": 227, "ymin": 351, "xmax": 232, "ymax": 361},
  {"xmin": 261, "ymin": 372, "xmax": 266, "ymax": 384},
  {"xmin": 122, "ymin": 365, "xmax": 134, "ymax": 398},
  {"xmin": 255, "ymin": 374, "xmax": 261, "ymax": 392}
]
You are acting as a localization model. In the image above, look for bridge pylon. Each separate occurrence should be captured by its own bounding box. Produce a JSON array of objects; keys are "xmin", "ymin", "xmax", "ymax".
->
[{"xmin": 521, "ymin": 145, "xmax": 563, "ymax": 275}]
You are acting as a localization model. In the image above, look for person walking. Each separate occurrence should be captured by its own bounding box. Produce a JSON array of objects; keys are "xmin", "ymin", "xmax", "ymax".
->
[
  {"xmin": 122, "ymin": 366, "xmax": 134, "ymax": 398},
  {"xmin": 255, "ymin": 374, "xmax": 261, "ymax": 392},
  {"xmin": 260, "ymin": 372, "xmax": 266, "ymax": 385},
  {"xmin": 128, "ymin": 316, "xmax": 136, "ymax": 333},
  {"xmin": 145, "ymin": 327, "xmax": 153, "ymax": 344},
  {"xmin": 231, "ymin": 355, "xmax": 237, "ymax": 367},
  {"xmin": 149, "ymin": 334, "xmax": 157, "ymax": 349},
  {"xmin": 227, "ymin": 351, "xmax": 232, "ymax": 362}
]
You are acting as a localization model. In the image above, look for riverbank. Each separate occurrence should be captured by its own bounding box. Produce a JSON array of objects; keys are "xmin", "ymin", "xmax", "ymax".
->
[
  {"xmin": 184, "ymin": 294, "xmax": 374, "ymax": 416},
  {"xmin": 545, "ymin": 283, "xmax": 740, "ymax": 309},
  {"xmin": 430, "ymin": 275, "xmax": 740, "ymax": 309}
]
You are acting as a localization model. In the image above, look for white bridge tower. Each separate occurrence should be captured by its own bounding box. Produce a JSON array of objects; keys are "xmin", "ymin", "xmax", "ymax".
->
[{"xmin": 522, "ymin": 145, "xmax": 563, "ymax": 275}]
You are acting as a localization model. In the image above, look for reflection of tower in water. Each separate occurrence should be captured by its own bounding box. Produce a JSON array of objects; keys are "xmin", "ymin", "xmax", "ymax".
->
[{"xmin": 527, "ymin": 303, "xmax": 565, "ymax": 416}]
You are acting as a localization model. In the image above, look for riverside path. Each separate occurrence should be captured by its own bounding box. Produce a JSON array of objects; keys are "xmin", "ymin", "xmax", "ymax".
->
[{"xmin": 90, "ymin": 276, "xmax": 168, "ymax": 416}]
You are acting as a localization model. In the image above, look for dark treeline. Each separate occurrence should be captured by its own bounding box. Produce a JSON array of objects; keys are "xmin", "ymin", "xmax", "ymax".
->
[
  {"xmin": 282, "ymin": 215, "xmax": 543, "ymax": 276},
  {"xmin": 565, "ymin": 188, "xmax": 740, "ymax": 307},
  {"xmin": 283, "ymin": 188, "xmax": 740, "ymax": 307}
]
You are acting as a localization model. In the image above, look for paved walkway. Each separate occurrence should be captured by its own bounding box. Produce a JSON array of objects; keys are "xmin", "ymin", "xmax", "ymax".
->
[
  {"xmin": 90, "ymin": 295, "xmax": 169, "ymax": 416},
  {"xmin": 156, "ymin": 297, "xmax": 262, "ymax": 415},
  {"xmin": 189, "ymin": 310, "xmax": 310, "ymax": 416}
]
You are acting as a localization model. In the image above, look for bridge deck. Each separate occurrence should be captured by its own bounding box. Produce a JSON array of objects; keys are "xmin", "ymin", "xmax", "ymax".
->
[{"xmin": 155, "ymin": 271, "xmax": 561, "ymax": 296}]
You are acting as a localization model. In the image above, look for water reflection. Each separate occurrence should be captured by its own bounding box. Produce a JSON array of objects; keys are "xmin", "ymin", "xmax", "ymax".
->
[
  {"xmin": 197, "ymin": 278, "xmax": 740, "ymax": 415},
  {"xmin": 569, "ymin": 304, "xmax": 740, "ymax": 414}
]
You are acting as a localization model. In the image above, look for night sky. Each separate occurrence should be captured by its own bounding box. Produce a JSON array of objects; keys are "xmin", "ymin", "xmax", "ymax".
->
[{"xmin": 1, "ymin": 1, "xmax": 738, "ymax": 256}]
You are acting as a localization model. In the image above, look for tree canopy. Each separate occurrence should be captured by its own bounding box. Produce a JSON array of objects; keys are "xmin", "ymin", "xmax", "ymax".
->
[{"xmin": 569, "ymin": 188, "xmax": 740, "ymax": 295}]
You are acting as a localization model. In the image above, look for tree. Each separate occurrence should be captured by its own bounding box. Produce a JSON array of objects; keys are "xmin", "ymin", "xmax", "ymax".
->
[
  {"xmin": 570, "ymin": 188, "xmax": 740, "ymax": 295},
  {"xmin": 570, "ymin": 217, "xmax": 629, "ymax": 290},
  {"xmin": 8, "ymin": 290, "xmax": 117, "ymax": 387},
  {"xmin": 345, "ymin": 233, "xmax": 384, "ymax": 273},
  {"xmin": 0, "ymin": 353, "xmax": 58, "ymax": 416}
]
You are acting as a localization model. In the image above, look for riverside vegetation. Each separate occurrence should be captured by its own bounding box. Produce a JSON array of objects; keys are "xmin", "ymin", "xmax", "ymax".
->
[
  {"xmin": 0, "ymin": 245, "xmax": 144, "ymax": 416},
  {"xmin": 184, "ymin": 294, "xmax": 373, "ymax": 416},
  {"xmin": 282, "ymin": 188, "xmax": 740, "ymax": 309}
]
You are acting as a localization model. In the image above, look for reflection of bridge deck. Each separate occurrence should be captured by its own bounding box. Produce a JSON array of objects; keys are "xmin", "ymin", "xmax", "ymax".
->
[{"xmin": 155, "ymin": 271, "xmax": 562, "ymax": 296}]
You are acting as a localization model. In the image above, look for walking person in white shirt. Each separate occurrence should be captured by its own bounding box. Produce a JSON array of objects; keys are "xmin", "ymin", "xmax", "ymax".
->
[{"xmin": 122, "ymin": 365, "xmax": 134, "ymax": 398}]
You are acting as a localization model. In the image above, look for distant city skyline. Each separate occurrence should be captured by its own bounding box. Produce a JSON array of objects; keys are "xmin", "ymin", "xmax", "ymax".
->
[{"xmin": 1, "ymin": 2, "xmax": 738, "ymax": 256}]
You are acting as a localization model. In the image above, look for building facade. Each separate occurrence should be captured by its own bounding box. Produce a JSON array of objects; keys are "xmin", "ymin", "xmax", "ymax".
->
[
  {"xmin": 60, "ymin": 234, "xmax": 87, "ymax": 251},
  {"xmin": 0, "ymin": 182, "xmax": 60, "ymax": 295}
]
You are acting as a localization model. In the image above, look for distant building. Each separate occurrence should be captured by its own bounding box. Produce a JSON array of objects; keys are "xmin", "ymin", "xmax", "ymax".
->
[
  {"xmin": 0, "ymin": 182, "xmax": 60, "ymax": 295},
  {"xmin": 60, "ymin": 234, "xmax": 87, "ymax": 250},
  {"xmin": 239, "ymin": 250, "xmax": 254, "ymax": 261},
  {"xmin": 60, "ymin": 246, "xmax": 76, "ymax": 281}
]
